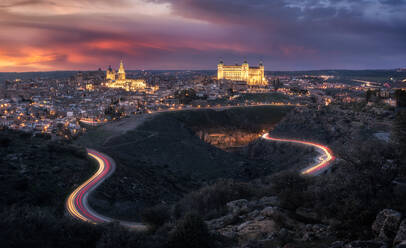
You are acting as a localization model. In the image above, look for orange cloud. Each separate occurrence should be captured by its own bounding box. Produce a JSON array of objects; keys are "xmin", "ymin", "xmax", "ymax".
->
[{"xmin": 0, "ymin": 47, "xmax": 63, "ymax": 70}]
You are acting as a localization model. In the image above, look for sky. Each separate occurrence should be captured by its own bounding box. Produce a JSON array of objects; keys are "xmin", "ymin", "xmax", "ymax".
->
[{"xmin": 0, "ymin": 0, "xmax": 405, "ymax": 72}]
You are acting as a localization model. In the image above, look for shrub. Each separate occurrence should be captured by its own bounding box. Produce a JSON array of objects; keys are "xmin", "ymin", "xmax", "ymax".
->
[
  {"xmin": 141, "ymin": 204, "xmax": 170, "ymax": 230},
  {"xmin": 174, "ymin": 179, "xmax": 258, "ymax": 219},
  {"xmin": 97, "ymin": 222, "xmax": 158, "ymax": 248},
  {"xmin": 0, "ymin": 206, "xmax": 102, "ymax": 248},
  {"xmin": 168, "ymin": 212, "xmax": 212, "ymax": 248},
  {"xmin": 270, "ymin": 170, "xmax": 310, "ymax": 210}
]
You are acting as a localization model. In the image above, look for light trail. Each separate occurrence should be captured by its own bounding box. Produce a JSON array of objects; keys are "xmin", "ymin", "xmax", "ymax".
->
[
  {"xmin": 66, "ymin": 149, "xmax": 147, "ymax": 230},
  {"xmin": 261, "ymin": 133, "xmax": 335, "ymax": 175},
  {"xmin": 66, "ymin": 128, "xmax": 333, "ymax": 229},
  {"xmin": 79, "ymin": 119, "xmax": 104, "ymax": 126}
]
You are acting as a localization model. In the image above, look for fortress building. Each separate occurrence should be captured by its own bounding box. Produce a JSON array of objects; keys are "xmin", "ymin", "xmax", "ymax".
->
[
  {"xmin": 217, "ymin": 60, "xmax": 267, "ymax": 86},
  {"xmin": 105, "ymin": 60, "xmax": 146, "ymax": 91}
]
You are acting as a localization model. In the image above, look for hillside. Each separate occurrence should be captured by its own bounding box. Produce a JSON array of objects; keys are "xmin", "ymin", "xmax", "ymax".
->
[{"xmin": 77, "ymin": 106, "xmax": 306, "ymax": 220}]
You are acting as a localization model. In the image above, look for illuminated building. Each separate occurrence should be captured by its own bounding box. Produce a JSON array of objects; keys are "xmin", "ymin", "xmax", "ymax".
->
[
  {"xmin": 105, "ymin": 60, "xmax": 146, "ymax": 91},
  {"xmin": 217, "ymin": 60, "xmax": 267, "ymax": 86}
]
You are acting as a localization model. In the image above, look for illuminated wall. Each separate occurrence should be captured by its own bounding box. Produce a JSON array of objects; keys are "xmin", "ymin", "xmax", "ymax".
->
[
  {"xmin": 106, "ymin": 65, "xmax": 116, "ymax": 80},
  {"xmin": 105, "ymin": 60, "xmax": 146, "ymax": 92},
  {"xmin": 217, "ymin": 60, "xmax": 267, "ymax": 86}
]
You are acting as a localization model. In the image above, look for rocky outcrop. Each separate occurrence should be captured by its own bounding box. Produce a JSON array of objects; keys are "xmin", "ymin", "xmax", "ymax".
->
[
  {"xmin": 394, "ymin": 220, "xmax": 406, "ymax": 246},
  {"xmin": 226, "ymin": 199, "xmax": 251, "ymax": 216},
  {"xmin": 327, "ymin": 209, "xmax": 406, "ymax": 248},
  {"xmin": 345, "ymin": 240, "xmax": 388, "ymax": 248},
  {"xmin": 207, "ymin": 197, "xmax": 333, "ymax": 247},
  {"xmin": 295, "ymin": 207, "xmax": 320, "ymax": 221},
  {"xmin": 372, "ymin": 209, "xmax": 402, "ymax": 241},
  {"xmin": 208, "ymin": 202, "xmax": 406, "ymax": 248},
  {"xmin": 329, "ymin": 240, "xmax": 388, "ymax": 248}
]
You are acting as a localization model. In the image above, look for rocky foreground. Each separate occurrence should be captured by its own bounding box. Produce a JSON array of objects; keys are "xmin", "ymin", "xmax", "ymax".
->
[{"xmin": 206, "ymin": 196, "xmax": 406, "ymax": 248}]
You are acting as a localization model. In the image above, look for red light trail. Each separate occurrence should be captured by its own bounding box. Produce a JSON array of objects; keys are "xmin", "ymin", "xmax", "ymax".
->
[
  {"xmin": 66, "ymin": 149, "xmax": 146, "ymax": 229},
  {"xmin": 262, "ymin": 133, "xmax": 335, "ymax": 175},
  {"xmin": 66, "ymin": 133, "xmax": 335, "ymax": 228}
]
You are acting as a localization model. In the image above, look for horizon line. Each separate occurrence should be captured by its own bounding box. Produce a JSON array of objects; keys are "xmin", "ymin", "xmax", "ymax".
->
[{"xmin": 0, "ymin": 68, "xmax": 404, "ymax": 74}]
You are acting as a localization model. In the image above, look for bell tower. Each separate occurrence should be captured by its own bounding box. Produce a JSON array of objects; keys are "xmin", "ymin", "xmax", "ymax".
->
[
  {"xmin": 217, "ymin": 59, "xmax": 224, "ymax": 80},
  {"xmin": 242, "ymin": 59, "xmax": 249, "ymax": 81},
  {"xmin": 259, "ymin": 60, "xmax": 265, "ymax": 85},
  {"xmin": 118, "ymin": 60, "xmax": 126, "ymax": 81},
  {"xmin": 106, "ymin": 65, "xmax": 116, "ymax": 81}
]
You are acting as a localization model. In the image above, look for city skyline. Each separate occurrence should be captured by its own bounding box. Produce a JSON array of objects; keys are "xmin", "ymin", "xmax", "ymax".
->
[{"xmin": 0, "ymin": 0, "xmax": 405, "ymax": 72}]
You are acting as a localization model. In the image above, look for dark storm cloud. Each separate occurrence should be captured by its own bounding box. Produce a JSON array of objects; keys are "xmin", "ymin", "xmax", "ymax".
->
[
  {"xmin": 150, "ymin": 0, "xmax": 406, "ymax": 69},
  {"xmin": 0, "ymin": 0, "xmax": 405, "ymax": 71}
]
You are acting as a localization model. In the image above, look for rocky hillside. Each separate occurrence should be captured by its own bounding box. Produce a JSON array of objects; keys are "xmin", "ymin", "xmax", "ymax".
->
[
  {"xmin": 187, "ymin": 103, "xmax": 405, "ymax": 247},
  {"xmin": 205, "ymin": 198, "xmax": 406, "ymax": 248}
]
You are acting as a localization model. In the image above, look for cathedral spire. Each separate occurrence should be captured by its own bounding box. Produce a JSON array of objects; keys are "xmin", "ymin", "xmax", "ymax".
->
[
  {"xmin": 119, "ymin": 60, "xmax": 125, "ymax": 73},
  {"xmin": 118, "ymin": 59, "xmax": 126, "ymax": 80}
]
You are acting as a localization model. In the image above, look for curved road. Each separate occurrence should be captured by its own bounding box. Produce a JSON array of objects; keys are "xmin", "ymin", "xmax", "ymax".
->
[
  {"xmin": 261, "ymin": 133, "xmax": 335, "ymax": 175},
  {"xmin": 66, "ymin": 133, "xmax": 335, "ymax": 227},
  {"xmin": 65, "ymin": 149, "xmax": 147, "ymax": 230}
]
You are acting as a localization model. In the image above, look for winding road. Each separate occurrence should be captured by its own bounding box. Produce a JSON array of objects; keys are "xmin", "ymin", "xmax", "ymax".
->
[
  {"xmin": 65, "ymin": 149, "xmax": 147, "ymax": 230},
  {"xmin": 66, "ymin": 133, "xmax": 335, "ymax": 227},
  {"xmin": 261, "ymin": 133, "xmax": 335, "ymax": 175}
]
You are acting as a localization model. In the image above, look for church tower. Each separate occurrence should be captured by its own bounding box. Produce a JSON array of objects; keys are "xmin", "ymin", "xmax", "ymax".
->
[
  {"xmin": 106, "ymin": 65, "xmax": 116, "ymax": 81},
  {"xmin": 217, "ymin": 59, "xmax": 224, "ymax": 80},
  {"xmin": 259, "ymin": 60, "xmax": 265, "ymax": 85},
  {"xmin": 118, "ymin": 60, "xmax": 126, "ymax": 81},
  {"xmin": 242, "ymin": 59, "xmax": 249, "ymax": 81}
]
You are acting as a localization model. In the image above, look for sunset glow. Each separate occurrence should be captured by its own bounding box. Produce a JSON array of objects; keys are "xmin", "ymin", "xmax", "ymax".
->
[{"xmin": 0, "ymin": 0, "xmax": 405, "ymax": 71}]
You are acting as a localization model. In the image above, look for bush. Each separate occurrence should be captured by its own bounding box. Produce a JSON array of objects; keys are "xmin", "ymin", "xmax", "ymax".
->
[
  {"xmin": 0, "ymin": 206, "xmax": 102, "ymax": 248},
  {"xmin": 141, "ymin": 204, "xmax": 170, "ymax": 230},
  {"xmin": 97, "ymin": 222, "xmax": 159, "ymax": 248},
  {"xmin": 270, "ymin": 170, "xmax": 310, "ymax": 210},
  {"xmin": 174, "ymin": 179, "xmax": 259, "ymax": 219},
  {"xmin": 168, "ymin": 212, "xmax": 212, "ymax": 248}
]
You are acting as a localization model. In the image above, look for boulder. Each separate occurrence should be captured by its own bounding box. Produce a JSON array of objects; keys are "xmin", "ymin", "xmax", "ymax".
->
[
  {"xmin": 394, "ymin": 220, "xmax": 406, "ymax": 245},
  {"xmin": 236, "ymin": 220, "xmax": 277, "ymax": 242},
  {"xmin": 247, "ymin": 209, "xmax": 260, "ymax": 219},
  {"xmin": 330, "ymin": 241, "xmax": 345, "ymax": 248},
  {"xmin": 261, "ymin": 206, "xmax": 280, "ymax": 218},
  {"xmin": 206, "ymin": 214, "xmax": 235, "ymax": 230},
  {"xmin": 372, "ymin": 209, "xmax": 402, "ymax": 241},
  {"xmin": 296, "ymin": 207, "xmax": 320, "ymax": 221},
  {"xmin": 258, "ymin": 196, "xmax": 280, "ymax": 207},
  {"xmin": 344, "ymin": 240, "xmax": 388, "ymax": 248},
  {"xmin": 396, "ymin": 240, "xmax": 406, "ymax": 248},
  {"xmin": 302, "ymin": 224, "xmax": 329, "ymax": 241},
  {"xmin": 227, "ymin": 199, "xmax": 250, "ymax": 216}
]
